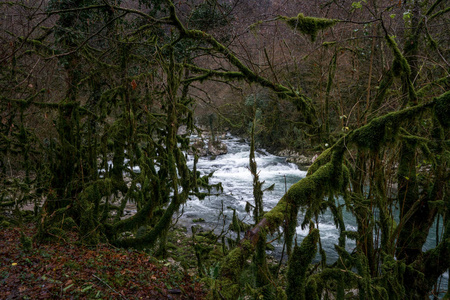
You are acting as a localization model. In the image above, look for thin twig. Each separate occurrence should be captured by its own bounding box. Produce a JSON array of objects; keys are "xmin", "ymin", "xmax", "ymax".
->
[
  {"xmin": 46, "ymin": 12, "xmax": 127, "ymax": 59},
  {"xmin": 93, "ymin": 274, "xmax": 128, "ymax": 300}
]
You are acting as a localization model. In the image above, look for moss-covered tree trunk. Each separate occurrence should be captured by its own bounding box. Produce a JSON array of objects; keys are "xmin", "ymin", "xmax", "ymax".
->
[{"xmin": 286, "ymin": 229, "xmax": 319, "ymax": 300}]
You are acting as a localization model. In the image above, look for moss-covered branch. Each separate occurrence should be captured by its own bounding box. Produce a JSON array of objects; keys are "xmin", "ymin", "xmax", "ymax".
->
[
  {"xmin": 286, "ymin": 229, "xmax": 320, "ymax": 300},
  {"xmin": 278, "ymin": 13, "xmax": 337, "ymax": 42},
  {"xmin": 182, "ymin": 64, "xmax": 246, "ymax": 84}
]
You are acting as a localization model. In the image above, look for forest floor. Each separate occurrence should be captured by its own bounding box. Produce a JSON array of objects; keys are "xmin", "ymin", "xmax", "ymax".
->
[{"xmin": 0, "ymin": 222, "xmax": 206, "ymax": 299}]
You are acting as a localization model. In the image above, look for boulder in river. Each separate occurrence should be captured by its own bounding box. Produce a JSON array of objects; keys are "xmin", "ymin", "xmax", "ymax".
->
[
  {"xmin": 277, "ymin": 149, "xmax": 315, "ymax": 166},
  {"xmin": 189, "ymin": 139, "xmax": 208, "ymax": 156},
  {"xmin": 189, "ymin": 136, "xmax": 228, "ymax": 157},
  {"xmin": 207, "ymin": 140, "xmax": 228, "ymax": 156}
]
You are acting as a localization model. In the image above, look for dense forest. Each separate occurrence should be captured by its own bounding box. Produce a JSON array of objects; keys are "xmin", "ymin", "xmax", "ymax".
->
[{"xmin": 1, "ymin": 0, "xmax": 449, "ymax": 299}]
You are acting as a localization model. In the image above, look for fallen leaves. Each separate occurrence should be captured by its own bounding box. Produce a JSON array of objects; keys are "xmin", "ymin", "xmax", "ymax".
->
[{"xmin": 0, "ymin": 224, "xmax": 206, "ymax": 299}]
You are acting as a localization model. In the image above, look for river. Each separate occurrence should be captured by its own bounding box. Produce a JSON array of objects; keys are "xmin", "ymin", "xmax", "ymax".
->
[{"xmin": 183, "ymin": 134, "xmax": 356, "ymax": 260}]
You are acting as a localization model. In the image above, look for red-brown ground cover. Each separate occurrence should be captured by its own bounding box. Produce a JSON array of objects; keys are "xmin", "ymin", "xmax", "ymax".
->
[{"xmin": 0, "ymin": 224, "xmax": 205, "ymax": 299}]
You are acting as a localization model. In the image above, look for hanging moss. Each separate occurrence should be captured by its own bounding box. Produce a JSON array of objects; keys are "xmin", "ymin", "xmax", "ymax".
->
[
  {"xmin": 263, "ymin": 195, "xmax": 291, "ymax": 231},
  {"xmin": 355, "ymin": 251, "xmax": 375, "ymax": 299},
  {"xmin": 286, "ymin": 229, "xmax": 320, "ymax": 300},
  {"xmin": 378, "ymin": 254, "xmax": 406, "ymax": 299},
  {"xmin": 279, "ymin": 13, "xmax": 337, "ymax": 42},
  {"xmin": 385, "ymin": 34, "xmax": 418, "ymax": 104},
  {"xmin": 351, "ymin": 115, "xmax": 399, "ymax": 152},
  {"xmin": 229, "ymin": 208, "xmax": 251, "ymax": 234},
  {"xmin": 263, "ymin": 147, "xmax": 347, "ymax": 256}
]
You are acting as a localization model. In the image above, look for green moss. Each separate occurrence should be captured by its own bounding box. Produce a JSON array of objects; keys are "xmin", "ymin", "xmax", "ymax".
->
[
  {"xmin": 286, "ymin": 229, "xmax": 320, "ymax": 300},
  {"xmin": 77, "ymin": 183, "xmax": 102, "ymax": 246},
  {"xmin": 322, "ymin": 41, "xmax": 337, "ymax": 47},
  {"xmin": 386, "ymin": 35, "xmax": 410, "ymax": 77},
  {"xmin": 265, "ymin": 147, "xmax": 347, "ymax": 256},
  {"xmin": 355, "ymin": 251, "xmax": 375, "ymax": 299},
  {"xmin": 288, "ymin": 159, "xmax": 345, "ymax": 210},
  {"xmin": 379, "ymin": 254, "xmax": 406, "ymax": 299},
  {"xmin": 229, "ymin": 208, "xmax": 251, "ymax": 234},
  {"xmin": 216, "ymin": 280, "xmax": 240, "ymax": 300},
  {"xmin": 264, "ymin": 196, "xmax": 289, "ymax": 229},
  {"xmin": 209, "ymin": 247, "xmax": 225, "ymax": 260},
  {"xmin": 416, "ymin": 76, "xmax": 449, "ymax": 97},
  {"xmin": 219, "ymin": 240, "xmax": 254, "ymax": 281},
  {"xmin": 279, "ymin": 13, "xmax": 337, "ymax": 42},
  {"xmin": 349, "ymin": 101, "xmax": 436, "ymax": 151},
  {"xmin": 197, "ymin": 230, "xmax": 218, "ymax": 242},
  {"xmin": 385, "ymin": 35, "xmax": 417, "ymax": 104},
  {"xmin": 352, "ymin": 115, "xmax": 399, "ymax": 152},
  {"xmin": 305, "ymin": 277, "xmax": 320, "ymax": 300}
]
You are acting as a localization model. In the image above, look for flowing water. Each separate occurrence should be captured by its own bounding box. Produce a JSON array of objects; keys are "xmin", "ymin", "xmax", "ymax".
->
[
  {"xmin": 183, "ymin": 134, "xmax": 358, "ymax": 260},
  {"xmin": 181, "ymin": 134, "xmax": 448, "ymax": 296}
]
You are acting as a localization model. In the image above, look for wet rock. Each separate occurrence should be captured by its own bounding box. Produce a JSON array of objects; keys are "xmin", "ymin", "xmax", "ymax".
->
[
  {"xmin": 286, "ymin": 154, "xmax": 311, "ymax": 166},
  {"xmin": 177, "ymin": 125, "xmax": 187, "ymax": 135},
  {"xmin": 188, "ymin": 139, "xmax": 207, "ymax": 156},
  {"xmin": 207, "ymin": 140, "xmax": 228, "ymax": 156},
  {"xmin": 189, "ymin": 137, "xmax": 228, "ymax": 157},
  {"xmin": 278, "ymin": 149, "xmax": 315, "ymax": 166}
]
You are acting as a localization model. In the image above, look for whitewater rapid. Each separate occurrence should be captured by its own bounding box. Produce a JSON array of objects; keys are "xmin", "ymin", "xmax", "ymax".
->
[{"xmin": 182, "ymin": 134, "xmax": 358, "ymax": 262}]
